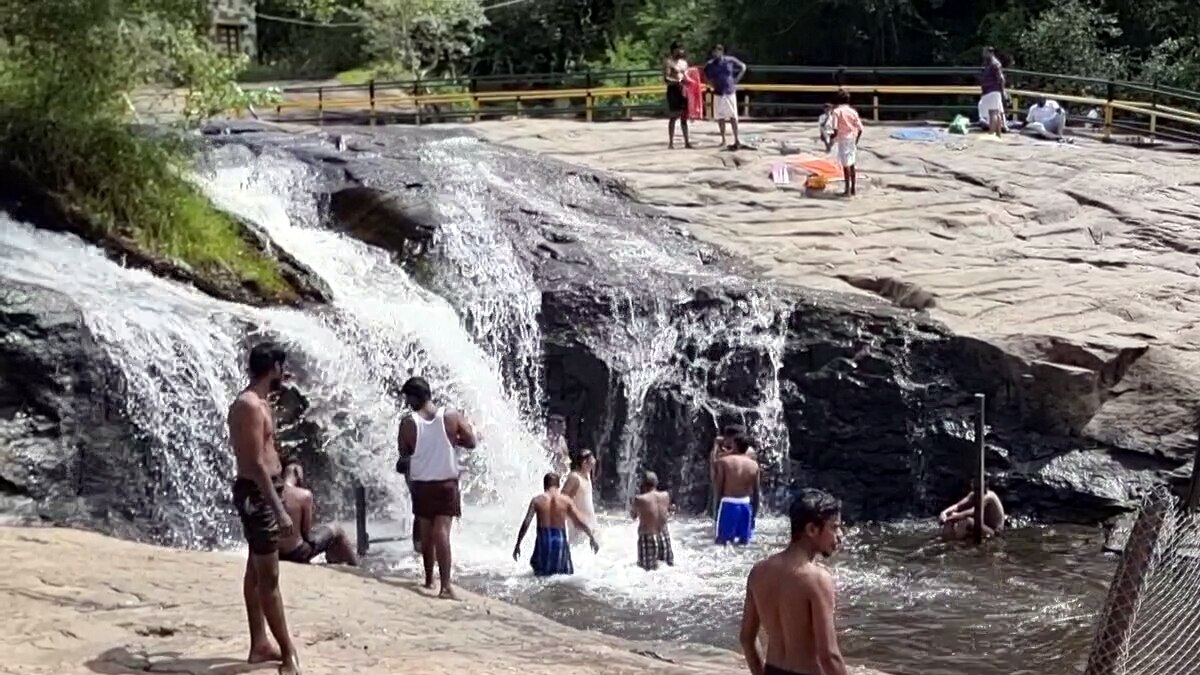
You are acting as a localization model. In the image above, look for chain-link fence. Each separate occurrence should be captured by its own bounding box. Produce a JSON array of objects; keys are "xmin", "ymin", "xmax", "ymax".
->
[{"xmin": 1086, "ymin": 486, "xmax": 1200, "ymax": 675}]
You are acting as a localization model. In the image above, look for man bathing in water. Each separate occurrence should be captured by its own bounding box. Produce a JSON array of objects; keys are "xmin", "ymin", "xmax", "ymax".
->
[
  {"xmin": 278, "ymin": 464, "xmax": 358, "ymax": 567},
  {"xmin": 561, "ymin": 449, "xmax": 599, "ymax": 546},
  {"xmin": 741, "ymin": 489, "xmax": 848, "ymax": 675},
  {"xmin": 714, "ymin": 435, "xmax": 760, "ymax": 545},
  {"xmin": 938, "ymin": 480, "xmax": 1005, "ymax": 541},
  {"xmin": 227, "ymin": 341, "xmax": 302, "ymax": 675},
  {"xmin": 397, "ymin": 376, "xmax": 478, "ymax": 599},
  {"xmin": 546, "ymin": 414, "xmax": 569, "ymax": 475},
  {"xmin": 631, "ymin": 471, "xmax": 674, "ymax": 571},
  {"xmin": 513, "ymin": 472, "xmax": 599, "ymax": 576}
]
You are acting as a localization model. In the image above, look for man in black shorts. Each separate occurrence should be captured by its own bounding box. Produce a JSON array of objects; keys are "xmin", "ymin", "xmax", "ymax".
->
[
  {"xmin": 663, "ymin": 41, "xmax": 693, "ymax": 149},
  {"xmin": 278, "ymin": 464, "xmax": 359, "ymax": 566},
  {"xmin": 228, "ymin": 342, "xmax": 302, "ymax": 674}
]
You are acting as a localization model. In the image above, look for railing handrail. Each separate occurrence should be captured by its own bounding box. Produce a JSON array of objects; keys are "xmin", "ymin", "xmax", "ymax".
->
[{"xmin": 275, "ymin": 65, "xmax": 1200, "ymax": 104}]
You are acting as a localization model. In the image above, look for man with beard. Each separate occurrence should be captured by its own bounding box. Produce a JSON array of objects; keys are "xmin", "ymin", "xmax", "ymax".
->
[
  {"xmin": 397, "ymin": 376, "xmax": 477, "ymax": 600},
  {"xmin": 227, "ymin": 341, "xmax": 302, "ymax": 675},
  {"xmin": 740, "ymin": 489, "xmax": 848, "ymax": 675}
]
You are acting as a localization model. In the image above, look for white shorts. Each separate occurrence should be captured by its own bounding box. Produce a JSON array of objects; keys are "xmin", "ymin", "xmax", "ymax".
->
[
  {"xmin": 837, "ymin": 137, "xmax": 857, "ymax": 167},
  {"xmin": 978, "ymin": 91, "xmax": 1004, "ymax": 122},
  {"xmin": 714, "ymin": 93, "xmax": 738, "ymax": 121}
]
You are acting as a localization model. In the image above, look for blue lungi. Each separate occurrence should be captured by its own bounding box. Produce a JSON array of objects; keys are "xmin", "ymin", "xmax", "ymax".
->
[{"xmin": 531, "ymin": 527, "xmax": 573, "ymax": 576}]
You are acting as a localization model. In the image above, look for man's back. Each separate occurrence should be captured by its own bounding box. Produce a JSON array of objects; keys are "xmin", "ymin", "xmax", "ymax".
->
[
  {"xmin": 749, "ymin": 553, "xmax": 827, "ymax": 674},
  {"xmin": 717, "ymin": 454, "xmax": 759, "ymax": 499},
  {"xmin": 533, "ymin": 490, "xmax": 575, "ymax": 529},
  {"xmin": 633, "ymin": 490, "xmax": 670, "ymax": 535}
]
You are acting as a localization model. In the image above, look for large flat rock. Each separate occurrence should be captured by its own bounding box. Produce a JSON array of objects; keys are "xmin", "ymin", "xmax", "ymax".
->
[
  {"xmin": 467, "ymin": 118, "xmax": 1200, "ymax": 462},
  {"xmin": 0, "ymin": 526, "xmax": 887, "ymax": 675}
]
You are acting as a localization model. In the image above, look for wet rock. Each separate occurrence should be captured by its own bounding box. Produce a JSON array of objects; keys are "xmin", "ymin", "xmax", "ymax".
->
[{"xmin": 328, "ymin": 186, "xmax": 438, "ymax": 258}]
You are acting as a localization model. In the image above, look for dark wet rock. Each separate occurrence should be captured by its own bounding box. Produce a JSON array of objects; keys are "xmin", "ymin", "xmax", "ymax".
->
[
  {"xmin": 0, "ymin": 161, "xmax": 329, "ymax": 308},
  {"xmin": 0, "ymin": 278, "xmax": 150, "ymax": 538},
  {"xmin": 328, "ymin": 186, "xmax": 437, "ymax": 258}
]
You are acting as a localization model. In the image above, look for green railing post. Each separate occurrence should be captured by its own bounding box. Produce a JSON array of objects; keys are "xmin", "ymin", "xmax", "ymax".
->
[
  {"xmin": 1104, "ymin": 78, "xmax": 1115, "ymax": 141},
  {"xmin": 872, "ymin": 68, "xmax": 880, "ymax": 122},
  {"xmin": 413, "ymin": 76, "xmax": 421, "ymax": 126},
  {"xmin": 1150, "ymin": 77, "xmax": 1159, "ymax": 136},
  {"xmin": 471, "ymin": 77, "xmax": 480, "ymax": 123},
  {"xmin": 317, "ymin": 87, "xmax": 324, "ymax": 125},
  {"xmin": 624, "ymin": 70, "xmax": 632, "ymax": 120}
]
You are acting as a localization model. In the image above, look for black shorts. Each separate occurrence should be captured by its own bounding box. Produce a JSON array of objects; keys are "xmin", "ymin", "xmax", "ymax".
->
[
  {"xmin": 410, "ymin": 479, "xmax": 462, "ymax": 519},
  {"xmin": 280, "ymin": 525, "xmax": 337, "ymax": 564},
  {"xmin": 764, "ymin": 665, "xmax": 812, "ymax": 675},
  {"xmin": 233, "ymin": 476, "xmax": 284, "ymax": 555},
  {"xmin": 666, "ymin": 84, "xmax": 688, "ymax": 117}
]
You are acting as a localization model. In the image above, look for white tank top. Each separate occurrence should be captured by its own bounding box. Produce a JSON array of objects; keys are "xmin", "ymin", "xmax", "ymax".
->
[
  {"xmin": 409, "ymin": 407, "xmax": 459, "ymax": 482},
  {"xmin": 572, "ymin": 472, "xmax": 595, "ymax": 522}
]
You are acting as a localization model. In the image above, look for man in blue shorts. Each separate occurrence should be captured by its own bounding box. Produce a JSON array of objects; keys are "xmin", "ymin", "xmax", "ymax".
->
[
  {"xmin": 512, "ymin": 472, "xmax": 599, "ymax": 576},
  {"xmin": 713, "ymin": 435, "xmax": 760, "ymax": 545}
]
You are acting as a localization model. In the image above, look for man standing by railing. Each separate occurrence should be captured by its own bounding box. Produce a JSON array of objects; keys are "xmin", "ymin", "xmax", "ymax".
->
[
  {"xmin": 703, "ymin": 44, "xmax": 747, "ymax": 150},
  {"xmin": 978, "ymin": 46, "xmax": 1007, "ymax": 138},
  {"xmin": 663, "ymin": 41, "xmax": 694, "ymax": 149}
]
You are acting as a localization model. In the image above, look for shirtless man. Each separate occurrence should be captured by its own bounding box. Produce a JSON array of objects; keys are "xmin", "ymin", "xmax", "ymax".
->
[
  {"xmin": 561, "ymin": 449, "xmax": 599, "ymax": 546},
  {"xmin": 512, "ymin": 472, "xmax": 599, "ymax": 576},
  {"xmin": 938, "ymin": 480, "xmax": 1005, "ymax": 541},
  {"xmin": 278, "ymin": 464, "xmax": 358, "ymax": 567},
  {"xmin": 740, "ymin": 489, "xmax": 847, "ymax": 675},
  {"xmin": 714, "ymin": 435, "xmax": 760, "ymax": 545},
  {"xmin": 708, "ymin": 424, "xmax": 746, "ymax": 516},
  {"xmin": 630, "ymin": 471, "xmax": 674, "ymax": 571},
  {"xmin": 397, "ymin": 376, "xmax": 478, "ymax": 600},
  {"xmin": 227, "ymin": 341, "xmax": 302, "ymax": 675},
  {"xmin": 546, "ymin": 414, "xmax": 569, "ymax": 475}
]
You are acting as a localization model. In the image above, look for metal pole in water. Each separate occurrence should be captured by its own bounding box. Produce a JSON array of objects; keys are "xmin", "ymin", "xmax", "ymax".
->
[
  {"xmin": 1188, "ymin": 407, "xmax": 1200, "ymax": 513},
  {"xmin": 355, "ymin": 482, "xmax": 369, "ymax": 557},
  {"xmin": 974, "ymin": 393, "xmax": 986, "ymax": 545}
]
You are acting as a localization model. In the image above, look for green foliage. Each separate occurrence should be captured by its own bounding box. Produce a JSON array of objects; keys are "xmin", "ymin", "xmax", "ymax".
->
[
  {"xmin": 354, "ymin": 0, "xmax": 488, "ymax": 80},
  {"xmin": 1138, "ymin": 37, "xmax": 1200, "ymax": 91},
  {"xmin": 1014, "ymin": 0, "xmax": 1125, "ymax": 80},
  {"xmin": 0, "ymin": 0, "xmax": 289, "ymax": 296}
]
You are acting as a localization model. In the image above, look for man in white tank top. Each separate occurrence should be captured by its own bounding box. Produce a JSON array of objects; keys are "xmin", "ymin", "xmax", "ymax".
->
[
  {"xmin": 397, "ymin": 376, "xmax": 477, "ymax": 600},
  {"xmin": 560, "ymin": 449, "xmax": 599, "ymax": 546}
]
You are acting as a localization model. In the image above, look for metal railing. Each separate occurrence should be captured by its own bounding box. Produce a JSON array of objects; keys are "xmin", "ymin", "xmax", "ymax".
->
[{"xmin": 252, "ymin": 65, "xmax": 1200, "ymax": 144}]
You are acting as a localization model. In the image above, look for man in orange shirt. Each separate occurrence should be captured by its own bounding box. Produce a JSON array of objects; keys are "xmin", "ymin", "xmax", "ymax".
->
[{"xmin": 828, "ymin": 90, "xmax": 864, "ymax": 197}]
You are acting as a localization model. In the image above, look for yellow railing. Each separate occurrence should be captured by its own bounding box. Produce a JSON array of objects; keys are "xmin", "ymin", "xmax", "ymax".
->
[{"xmin": 261, "ymin": 78, "xmax": 1200, "ymax": 141}]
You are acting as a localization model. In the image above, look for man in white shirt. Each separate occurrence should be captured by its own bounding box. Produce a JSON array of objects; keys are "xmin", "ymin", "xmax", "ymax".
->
[
  {"xmin": 397, "ymin": 376, "xmax": 477, "ymax": 599},
  {"xmin": 1023, "ymin": 96, "xmax": 1067, "ymax": 139}
]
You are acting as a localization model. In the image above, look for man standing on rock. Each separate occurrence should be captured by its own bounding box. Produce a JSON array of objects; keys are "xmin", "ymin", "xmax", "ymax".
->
[
  {"xmin": 227, "ymin": 341, "xmax": 303, "ymax": 675},
  {"xmin": 714, "ymin": 435, "xmax": 760, "ymax": 545},
  {"xmin": 546, "ymin": 414, "xmax": 569, "ymax": 475},
  {"xmin": 740, "ymin": 489, "xmax": 848, "ymax": 675},
  {"xmin": 978, "ymin": 46, "xmax": 1007, "ymax": 138},
  {"xmin": 513, "ymin": 472, "xmax": 599, "ymax": 576},
  {"xmin": 703, "ymin": 44, "xmax": 747, "ymax": 149},
  {"xmin": 397, "ymin": 376, "xmax": 477, "ymax": 600}
]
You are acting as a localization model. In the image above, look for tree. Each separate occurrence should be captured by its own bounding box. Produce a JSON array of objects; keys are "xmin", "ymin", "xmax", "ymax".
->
[
  {"xmin": 1014, "ymin": 0, "xmax": 1125, "ymax": 80},
  {"xmin": 354, "ymin": 0, "xmax": 487, "ymax": 80}
]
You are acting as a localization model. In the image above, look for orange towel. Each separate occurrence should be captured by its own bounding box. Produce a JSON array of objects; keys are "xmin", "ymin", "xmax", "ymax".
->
[
  {"xmin": 686, "ymin": 67, "xmax": 703, "ymax": 120},
  {"xmin": 788, "ymin": 157, "xmax": 844, "ymax": 182}
]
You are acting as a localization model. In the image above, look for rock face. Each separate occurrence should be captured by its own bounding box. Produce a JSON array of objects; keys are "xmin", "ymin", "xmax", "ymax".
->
[
  {"xmin": 0, "ymin": 279, "xmax": 149, "ymax": 537},
  {"xmin": 195, "ymin": 121, "xmax": 1187, "ymax": 523}
]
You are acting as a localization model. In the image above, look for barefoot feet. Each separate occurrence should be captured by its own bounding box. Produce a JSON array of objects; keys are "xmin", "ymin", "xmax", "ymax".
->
[
  {"xmin": 248, "ymin": 645, "xmax": 282, "ymax": 664},
  {"xmin": 438, "ymin": 586, "xmax": 460, "ymax": 601},
  {"xmin": 278, "ymin": 653, "xmax": 303, "ymax": 675}
]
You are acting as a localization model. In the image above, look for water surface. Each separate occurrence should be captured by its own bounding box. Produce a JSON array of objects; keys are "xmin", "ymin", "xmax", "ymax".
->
[{"xmin": 369, "ymin": 512, "xmax": 1114, "ymax": 675}]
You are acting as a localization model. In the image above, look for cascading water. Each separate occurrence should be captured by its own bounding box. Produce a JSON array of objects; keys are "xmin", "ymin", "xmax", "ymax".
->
[
  {"xmin": 473, "ymin": 159, "xmax": 790, "ymax": 501},
  {"xmin": 414, "ymin": 138, "xmax": 547, "ymax": 425}
]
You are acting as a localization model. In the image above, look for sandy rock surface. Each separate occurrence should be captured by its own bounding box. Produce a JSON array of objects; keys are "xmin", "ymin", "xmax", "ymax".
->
[
  {"xmin": 466, "ymin": 118, "xmax": 1200, "ymax": 455},
  {"xmin": 1, "ymin": 527, "xmax": 886, "ymax": 675}
]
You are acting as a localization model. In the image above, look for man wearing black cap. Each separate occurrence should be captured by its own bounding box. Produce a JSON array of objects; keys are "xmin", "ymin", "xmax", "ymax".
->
[{"xmin": 396, "ymin": 376, "xmax": 477, "ymax": 600}]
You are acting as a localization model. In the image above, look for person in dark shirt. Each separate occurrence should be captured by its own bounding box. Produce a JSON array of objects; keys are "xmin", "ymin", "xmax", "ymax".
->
[
  {"xmin": 978, "ymin": 46, "xmax": 1007, "ymax": 137},
  {"xmin": 703, "ymin": 44, "xmax": 747, "ymax": 149}
]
